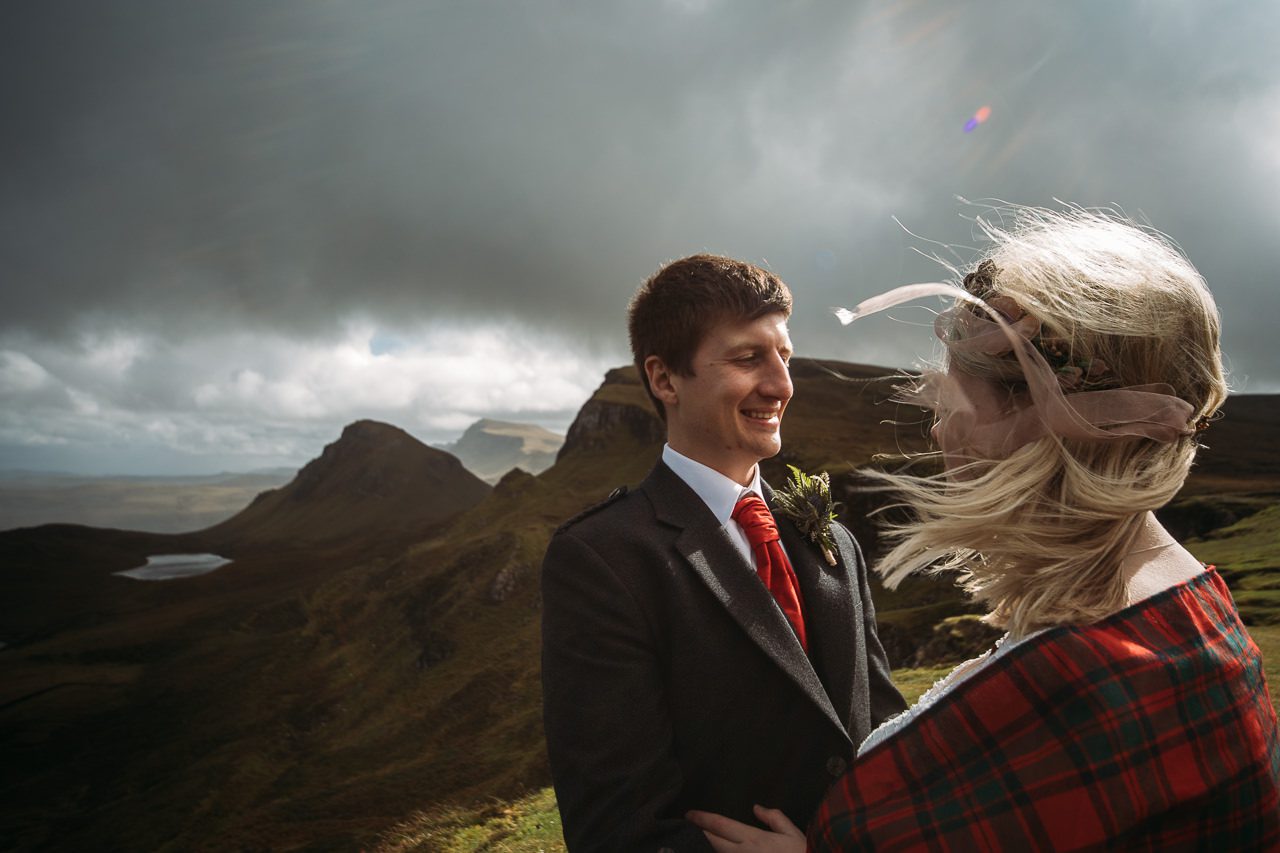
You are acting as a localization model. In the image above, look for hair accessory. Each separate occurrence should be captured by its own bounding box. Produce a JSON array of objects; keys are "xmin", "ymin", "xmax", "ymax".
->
[
  {"xmin": 1195, "ymin": 416, "xmax": 1212, "ymax": 432},
  {"xmin": 835, "ymin": 278, "xmax": 1197, "ymax": 462},
  {"xmin": 960, "ymin": 261, "xmax": 1114, "ymax": 391},
  {"xmin": 962, "ymin": 259, "xmax": 999, "ymax": 294}
]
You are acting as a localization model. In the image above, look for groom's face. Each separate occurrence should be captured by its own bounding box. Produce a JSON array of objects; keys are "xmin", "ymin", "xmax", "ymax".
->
[{"xmin": 663, "ymin": 311, "xmax": 794, "ymax": 485}]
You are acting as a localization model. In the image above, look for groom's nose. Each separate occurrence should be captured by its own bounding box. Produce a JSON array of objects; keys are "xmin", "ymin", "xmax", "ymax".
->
[{"xmin": 760, "ymin": 353, "xmax": 793, "ymax": 402}]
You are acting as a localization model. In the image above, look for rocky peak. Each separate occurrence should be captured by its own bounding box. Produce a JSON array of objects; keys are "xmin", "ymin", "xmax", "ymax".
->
[
  {"xmin": 557, "ymin": 367, "xmax": 664, "ymax": 461},
  {"xmin": 208, "ymin": 420, "xmax": 490, "ymax": 547}
]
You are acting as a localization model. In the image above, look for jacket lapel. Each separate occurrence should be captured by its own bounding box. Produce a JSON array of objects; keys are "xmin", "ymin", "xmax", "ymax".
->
[
  {"xmin": 764, "ymin": 480, "xmax": 857, "ymax": 732},
  {"xmin": 643, "ymin": 463, "xmax": 851, "ymax": 743}
]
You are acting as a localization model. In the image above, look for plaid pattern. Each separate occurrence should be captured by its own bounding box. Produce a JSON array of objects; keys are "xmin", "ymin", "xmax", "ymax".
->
[{"xmin": 810, "ymin": 569, "xmax": 1280, "ymax": 851}]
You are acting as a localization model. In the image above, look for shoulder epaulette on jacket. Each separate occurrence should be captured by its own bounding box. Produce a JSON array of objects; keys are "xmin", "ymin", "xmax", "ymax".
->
[{"xmin": 554, "ymin": 485, "xmax": 628, "ymax": 535}]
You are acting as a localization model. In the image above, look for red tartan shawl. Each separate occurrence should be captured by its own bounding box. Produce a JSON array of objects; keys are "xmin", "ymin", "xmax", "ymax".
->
[{"xmin": 809, "ymin": 568, "xmax": 1280, "ymax": 851}]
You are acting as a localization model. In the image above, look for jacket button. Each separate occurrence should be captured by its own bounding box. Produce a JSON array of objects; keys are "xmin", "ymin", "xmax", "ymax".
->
[{"xmin": 826, "ymin": 755, "xmax": 848, "ymax": 777}]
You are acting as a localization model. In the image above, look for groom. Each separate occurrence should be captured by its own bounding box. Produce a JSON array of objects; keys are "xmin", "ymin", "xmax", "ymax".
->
[{"xmin": 541, "ymin": 254, "xmax": 905, "ymax": 852}]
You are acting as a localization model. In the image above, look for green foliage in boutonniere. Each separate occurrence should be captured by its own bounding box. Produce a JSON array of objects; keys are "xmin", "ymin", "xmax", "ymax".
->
[{"xmin": 774, "ymin": 464, "xmax": 841, "ymax": 567}]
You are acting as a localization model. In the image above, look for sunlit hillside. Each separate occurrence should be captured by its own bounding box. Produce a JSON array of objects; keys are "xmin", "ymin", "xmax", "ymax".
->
[{"xmin": 1, "ymin": 369, "xmax": 1275, "ymax": 852}]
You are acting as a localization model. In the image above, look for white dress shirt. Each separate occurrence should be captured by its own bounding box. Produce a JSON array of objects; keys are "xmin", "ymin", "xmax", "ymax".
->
[{"xmin": 661, "ymin": 444, "xmax": 791, "ymax": 571}]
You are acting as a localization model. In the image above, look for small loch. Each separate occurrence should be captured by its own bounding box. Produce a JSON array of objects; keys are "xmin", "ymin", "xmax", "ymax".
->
[{"xmin": 115, "ymin": 553, "xmax": 232, "ymax": 581}]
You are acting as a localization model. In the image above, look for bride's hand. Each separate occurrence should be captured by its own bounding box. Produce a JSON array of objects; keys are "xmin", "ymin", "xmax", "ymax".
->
[{"xmin": 686, "ymin": 804, "xmax": 806, "ymax": 852}]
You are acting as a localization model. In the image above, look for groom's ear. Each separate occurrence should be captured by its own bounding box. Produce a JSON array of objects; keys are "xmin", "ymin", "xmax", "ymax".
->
[{"xmin": 644, "ymin": 355, "xmax": 680, "ymax": 410}]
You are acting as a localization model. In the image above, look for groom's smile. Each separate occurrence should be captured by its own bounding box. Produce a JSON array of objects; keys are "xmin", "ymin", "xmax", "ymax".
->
[{"xmin": 663, "ymin": 312, "xmax": 794, "ymax": 485}]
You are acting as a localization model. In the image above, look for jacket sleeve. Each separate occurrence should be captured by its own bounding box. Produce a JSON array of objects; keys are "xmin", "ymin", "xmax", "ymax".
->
[
  {"xmin": 841, "ymin": 524, "xmax": 909, "ymax": 725},
  {"xmin": 541, "ymin": 530, "xmax": 713, "ymax": 853}
]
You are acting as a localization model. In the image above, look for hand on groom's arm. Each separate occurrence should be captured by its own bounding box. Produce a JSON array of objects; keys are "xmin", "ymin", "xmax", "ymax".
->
[
  {"xmin": 687, "ymin": 805, "xmax": 806, "ymax": 853},
  {"xmin": 541, "ymin": 532, "xmax": 714, "ymax": 852}
]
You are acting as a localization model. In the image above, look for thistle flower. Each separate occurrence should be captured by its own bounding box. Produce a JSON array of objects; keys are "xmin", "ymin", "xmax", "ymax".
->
[{"xmin": 774, "ymin": 465, "xmax": 841, "ymax": 567}]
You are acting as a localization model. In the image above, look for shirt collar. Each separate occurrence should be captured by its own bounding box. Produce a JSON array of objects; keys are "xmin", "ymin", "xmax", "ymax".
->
[{"xmin": 662, "ymin": 443, "xmax": 762, "ymax": 526}]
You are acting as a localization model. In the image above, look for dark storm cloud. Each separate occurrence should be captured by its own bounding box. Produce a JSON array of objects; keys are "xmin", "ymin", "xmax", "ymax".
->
[
  {"xmin": 1, "ymin": 0, "xmax": 1278, "ymax": 472},
  {"xmin": 5, "ymin": 0, "xmax": 851, "ymax": 341},
  {"xmin": 5, "ymin": 1, "xmax": 1277, "ymax": 359}
]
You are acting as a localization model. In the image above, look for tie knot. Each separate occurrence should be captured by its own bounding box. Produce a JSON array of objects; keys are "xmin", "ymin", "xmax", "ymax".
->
[{"xmin": 732, "ymin": 494, "xmax": 779, "ymax": 547}]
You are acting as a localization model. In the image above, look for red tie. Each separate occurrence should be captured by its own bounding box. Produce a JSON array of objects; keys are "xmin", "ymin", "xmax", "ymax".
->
[{"xmin": 732, "ymin": 494, "xmax": 808, "ymax": 653}]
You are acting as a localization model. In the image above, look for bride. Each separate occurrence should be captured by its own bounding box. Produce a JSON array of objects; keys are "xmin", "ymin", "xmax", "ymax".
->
[{"xmin": 688, "ymin": 208, "xmax": 1280, "ymax": 850}]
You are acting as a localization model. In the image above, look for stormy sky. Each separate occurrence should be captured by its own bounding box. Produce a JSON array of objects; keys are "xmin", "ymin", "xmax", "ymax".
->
[{"xmin": 2, "ymin": 0, "xmax": 1277, "ymax": 474}]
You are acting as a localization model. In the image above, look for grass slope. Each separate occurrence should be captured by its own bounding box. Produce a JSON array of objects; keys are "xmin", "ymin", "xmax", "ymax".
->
[
  {"xmin": 410, "ymin": 615, "xmax": 1280, "ymax": 853},
  {"xmin": 370, "ymin": 662, "xmax": 973, "ymax": 852},
  {"xmin": 1, "ymin": 373, "xmax": 1275, "ymax": 851},
  {"xmin": 1185, "ymin": 503, "xmax": 1280, "ymax": 630},
  {"xmin": 400, "ymin": 391, "xmax": 1280, "ymax": 853}
]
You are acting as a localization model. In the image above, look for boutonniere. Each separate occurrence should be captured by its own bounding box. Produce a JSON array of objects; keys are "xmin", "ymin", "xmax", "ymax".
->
[{"xmin": 774, "ymin": 464, "xmax": 841, "ymax": 567}]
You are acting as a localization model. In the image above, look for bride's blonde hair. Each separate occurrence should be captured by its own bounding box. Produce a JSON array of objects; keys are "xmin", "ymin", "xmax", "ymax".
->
[{"xmin": 870, "ymin": 208, "xmax": 1228, "ymax": 638}]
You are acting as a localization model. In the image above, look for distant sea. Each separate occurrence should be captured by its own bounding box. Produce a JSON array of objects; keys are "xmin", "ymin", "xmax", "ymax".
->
[{"xmin": 0, "ymin": 469, "xmax": 295, "ymax": 533}]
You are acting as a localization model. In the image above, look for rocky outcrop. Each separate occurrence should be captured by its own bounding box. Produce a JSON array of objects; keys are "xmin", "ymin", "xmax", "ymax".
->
[{"xmin": 557, "ymin": 368, "xmax": 664, "ymax": 460}]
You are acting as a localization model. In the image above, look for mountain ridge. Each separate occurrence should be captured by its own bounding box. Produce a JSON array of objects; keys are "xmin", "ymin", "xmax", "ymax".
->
[
  {"xmin": 1, "ymin": 366, "xmax": 1276, "ymax": 851},
  {"xmin": 206, "ymin": 419, "xmax": 490, "ymax": 549}
]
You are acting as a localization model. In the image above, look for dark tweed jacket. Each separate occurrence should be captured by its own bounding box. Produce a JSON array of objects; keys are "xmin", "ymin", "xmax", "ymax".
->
[{"xmin": 541, "ymin": 461, "xmax": 906, "ymax": 852}]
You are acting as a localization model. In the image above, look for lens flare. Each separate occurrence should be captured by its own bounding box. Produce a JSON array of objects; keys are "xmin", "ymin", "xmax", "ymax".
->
[{"xmin": 964, "ymin": 105, "xmax": 992, "ymax": 133}]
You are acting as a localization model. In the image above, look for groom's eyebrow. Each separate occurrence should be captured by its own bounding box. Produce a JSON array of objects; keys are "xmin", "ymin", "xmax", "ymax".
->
[
  {"xmin": 719, "ymin": 341, "xmax": 762, "ymax": 357},
  {"xmin": 718, "ymin": 339, "xmax": 793, "ymax": 359}
]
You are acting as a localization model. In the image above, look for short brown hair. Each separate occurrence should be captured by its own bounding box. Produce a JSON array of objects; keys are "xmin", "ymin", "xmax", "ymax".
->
[{"xmin": 627, "ymin": 254, "xmax": 792, "ymax": 420}]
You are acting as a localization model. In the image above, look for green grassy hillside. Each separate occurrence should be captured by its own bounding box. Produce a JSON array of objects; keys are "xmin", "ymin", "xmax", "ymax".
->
[
  {"xmin": 1, "ymin": 368, "xmax": 1275, "ymax": 851},
  {"xmin": 406, "ymin": 598, "xmax": 1280, "ymax": 853},
  {"xmin": 382, "ymin": 385, "xmax": 1280, "ymax": 853},
  {"xmin": 374, "ymin": 659, "xmax": 959, "ymax": 853}
]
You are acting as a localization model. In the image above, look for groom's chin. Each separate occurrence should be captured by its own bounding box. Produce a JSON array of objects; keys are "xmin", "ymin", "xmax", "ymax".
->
[{"xmin": 757, "ymin": 435, "xmax": 784, "ymax": 460}]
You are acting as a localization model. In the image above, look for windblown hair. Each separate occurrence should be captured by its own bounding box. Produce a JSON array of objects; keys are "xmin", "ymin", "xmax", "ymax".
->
[
  {"xmin": 628, "ymin": 254, "xmax": 792, "ymax": 421},
  {"xmin": 870, "ymin": 208, "xmax": 1228, "ymax": 638}
]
